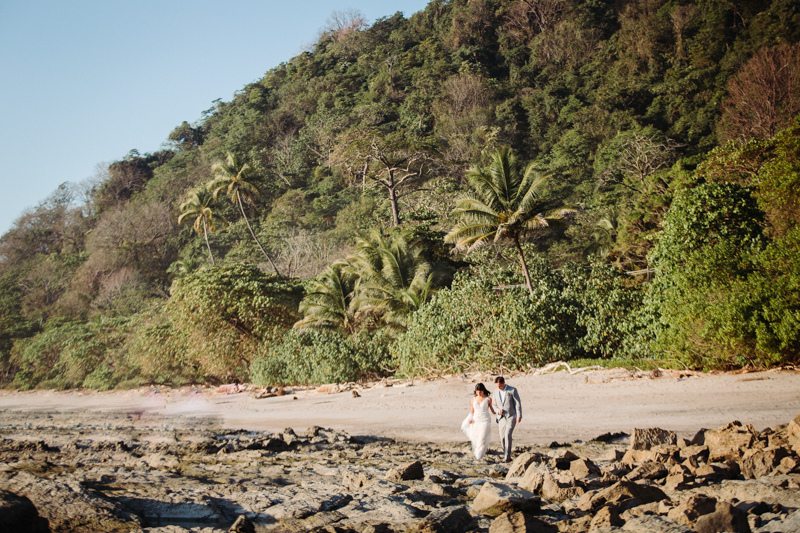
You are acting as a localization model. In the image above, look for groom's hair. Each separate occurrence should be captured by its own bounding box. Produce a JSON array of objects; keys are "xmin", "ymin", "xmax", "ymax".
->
[{"xmin": 494, "ymin": 376, "xmax": 505, "ymax": 384}]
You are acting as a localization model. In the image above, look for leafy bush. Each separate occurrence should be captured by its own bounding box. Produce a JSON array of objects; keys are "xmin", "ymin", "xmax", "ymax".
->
[
  {"xmin": 392, "ymin": 254, "xmax": 582, "ymax": 377},
  {"xmin": 250, "ymin": 328, "xmax": 387, "ymax": 386},
  {"xmin": 166, "ymin": 265, "xmax": 303, "ymax": 381},
  {"xmin": 647, "ymin": 180, "xmax": 779, "ymax": 368},
  {"xmin": 122, "ymin": 308, "xmax": 199, "ymax": 387},
  {"xmin": 11, "ymin": 318, "xmax": 131, "ymax": 390},
  {"xmin": 562, "ymin": 263, "xmax": 650, "ymax": 359}
]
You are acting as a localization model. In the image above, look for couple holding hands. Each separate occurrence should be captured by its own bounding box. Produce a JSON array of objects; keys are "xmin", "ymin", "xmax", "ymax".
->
[{"xmin": 460, "ymin": 376, "xmax": 522, "ymax": 462}]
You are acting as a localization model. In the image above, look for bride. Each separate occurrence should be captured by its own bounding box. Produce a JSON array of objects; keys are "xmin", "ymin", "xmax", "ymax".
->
[{"xmin": 461, "ymin": 383, "xmax": 496, "ymax": 460}]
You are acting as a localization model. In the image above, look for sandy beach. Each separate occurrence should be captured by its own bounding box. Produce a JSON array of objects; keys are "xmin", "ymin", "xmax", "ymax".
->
[{"xmin": 2, "ymin": 367, "xmax": 798, "ymax": 443}]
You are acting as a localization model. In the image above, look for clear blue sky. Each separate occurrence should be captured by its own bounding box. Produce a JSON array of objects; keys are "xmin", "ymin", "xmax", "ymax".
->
[{"xmin": 0, "ymin": 0, "xmax": 431, "ymax": 236}]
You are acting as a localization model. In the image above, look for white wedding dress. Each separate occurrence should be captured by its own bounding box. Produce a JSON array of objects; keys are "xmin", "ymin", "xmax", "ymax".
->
[{"xmin": 461, "ymin": 397, "xmax": 492, "ymax": 459}]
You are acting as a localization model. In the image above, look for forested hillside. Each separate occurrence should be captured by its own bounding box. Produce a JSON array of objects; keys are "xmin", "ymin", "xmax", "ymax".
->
[{"xmin": 2, "ymin": 0, "xmax": 799, "ymax": 389}]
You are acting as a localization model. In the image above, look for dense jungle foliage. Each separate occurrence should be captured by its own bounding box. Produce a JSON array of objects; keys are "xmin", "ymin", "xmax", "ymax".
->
[{"xmin": 2, "ymin": 0, "xmax": 800, "ymax": 389}]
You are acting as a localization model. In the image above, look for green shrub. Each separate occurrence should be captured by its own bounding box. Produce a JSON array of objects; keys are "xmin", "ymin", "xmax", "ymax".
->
[
  {"xmin": 11, "ymin": 318, "xmax": 131, "ymax": 390},
  {"xmin": 250, "ymin": 328, "xmax": 385, "ymax": 386},
  {"xmin": 122, "ymin": 308, "xmax": 199, "ymax": 386},
  {"xmin": 391, "ymin": 256, "xmax": 582, "ymax": 377},
  {"xmin": 562, "ymin": 263, "xmax": 649, "ymax": 358},
  {"xmin": 166, "ymin": 265, "xmax": 303, "ymax": 381}
]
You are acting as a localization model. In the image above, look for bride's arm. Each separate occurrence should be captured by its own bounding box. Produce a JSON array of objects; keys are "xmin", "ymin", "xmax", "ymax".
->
[
  {"xmin": 469, "ymin": 399, "xmax": 474, "ymax": 423},
  {"xmin": 488, "ymin": 398, "xmax": 496, "ymax": 414}
]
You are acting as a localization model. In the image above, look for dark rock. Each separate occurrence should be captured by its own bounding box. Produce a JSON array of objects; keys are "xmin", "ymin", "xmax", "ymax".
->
[
  {"xmin": 591, "ymin": 432, "xmax": 629, "ymax": 443},
  {"xmin": 0, "ymin": 489, "xmax": 49, "ymax": 533}
]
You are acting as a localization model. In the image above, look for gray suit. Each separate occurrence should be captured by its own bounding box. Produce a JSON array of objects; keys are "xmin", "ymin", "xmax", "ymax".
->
[{"xmin": 491, "ymin": 384, "xmax": 522, "ymax": 461}]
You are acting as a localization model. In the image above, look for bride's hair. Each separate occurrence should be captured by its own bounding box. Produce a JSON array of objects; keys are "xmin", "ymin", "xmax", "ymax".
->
[{"xmin": 474, "ymin": 383, "xmax": 488, "ymax": 395}]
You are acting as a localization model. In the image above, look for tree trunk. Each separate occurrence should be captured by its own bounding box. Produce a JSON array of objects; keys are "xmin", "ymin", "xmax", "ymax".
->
[
  {"xmin": 203, "ymin": 220, "xmax": 215, "ymax": 266},
  {"xmin": 388, "ymin": 187, "xmax": 401, "ymax": 226},
  {"xmin": 238, "ymin": 195, "xmax": 282, "ymax": 278},
  {"xmin": 514, "ymin": 239, "xmax": 534, "ymax": 295}
]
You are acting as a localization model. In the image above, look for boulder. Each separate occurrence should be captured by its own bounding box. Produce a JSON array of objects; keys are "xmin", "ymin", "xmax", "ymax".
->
[
  {"xmin": 0, "ymin": 489, "xmax": 49, "ymax": 533},
  {"xmin": 694, "ymin": 461, "xmax": 740, "ymax": 482},
  {"xmin": 577, "ymin": 481, "xmax": 667, "ymax": 513},
  {"xmin": 787, "ymin": 413, "xmax": 800, "ymax": 444},
  {"xmin": 603, "ymin": 449, "xmax": 625, "ymax": 462},
  {"xmin": 624, "ymin": 462, "xmax": 668, "ymax": 482},
  {"xmin": 667, "ymin": 494, "xmax": 717, "ymax": 526},
  {"xmin": 589, "ymin": 505, "xmax": 624, "ymax": 530},
  {"xmin": 621, "ymin": 449, "xmax": 655, "ymax": 466},
  {"xmin": 507, "ymin": 453, "xmax": 545, "ymax": 479},
  {"xmin": 776, "ymin": 455, "xmax": 800, "ymax": 475},
  {"xmin": 386, "ymin": 461, "xmax": 424, "ymax": 483},
  {"xmin": 343, "ymin": 470, "xmax": 374, "ymax": 490},
  {"xmin": 413, "ymin": 505, "xmax": 473, "ymax": 533},
  {"xmin": 664, "ymin": 472, "xmax": 693, "ymax": 490},
  {"xmin": 704, "ymin": 422, "xmax": 757, "ymax": 462},
  {"xmin": 519, "ymin": 465, "xmax": 546, "ymax": 493},
  {"xmin": 472, "ymin": 482, "xmax": 541, "ymax": 517},
  {"xmin": 569, "ymin": 458, "xmax": 600, "ymax": 480},
  {"xmin": 678, "ymin": 445, "xmax": 709, "ymax": 463},
  {"xmin": 631, "ymin": 428, "xmax": 677, "ymax": 451},
  {"xmin": 693, "ymin": 501, "xmax": 751, "ymax": 533},
  {"xmin": 741, "ymin": 446, "xmax": 790, "ymax": 479},
  {"xmin": 489, "ymin": 511, "xmax": 557, "ymax": 533},
  {"xmin": 540, "ymin": 472, "xmax": 584, "ymax": 502},
  {"xmin": 549, "ymin": 451, "xmax": 579, "ymax": 470}
]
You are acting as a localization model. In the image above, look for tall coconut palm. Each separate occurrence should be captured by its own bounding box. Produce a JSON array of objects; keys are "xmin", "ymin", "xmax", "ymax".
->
[
  {"xmin": 208, "ymin": 151, "xmax": 281, "ymax": 277},
  {"xmin": 348, "ymin": 228, "xmax": 434, "ymax": 331},
  {"xmin": 293, "ymin": 262, "xmax": 359, "ymax": 334},
  {"xmin": 445, "ymin": 146, "xmax": 574, "ymax": 295},
  {"xmin": 178, "ymin": 188, "xmax": 226, "ymax": 265}
]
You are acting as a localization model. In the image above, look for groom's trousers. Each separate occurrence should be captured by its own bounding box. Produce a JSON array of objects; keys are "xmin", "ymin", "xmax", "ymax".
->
[{"xmin": 498, "ymin": 417, "xmax": 516, "ymax": 461}]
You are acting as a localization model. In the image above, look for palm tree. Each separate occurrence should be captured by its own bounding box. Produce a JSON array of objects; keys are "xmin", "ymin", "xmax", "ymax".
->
[
  {"xmin": 348, "ymin": 228, "xmax": 434, "ymax": 331},
  {"xmin": 445, "ymin": 146, "xmax": 573, "ymax": 295},
  {"xmin": 294, "ymin": 262, "xmax": 359, "ymax": 334},
  {"xmin": 583, "ymin": 209, "xmax": 620, "ymax": 262},
  {"xmin": 208, "ymin": 151, "xmax": 281, "ymax": 277},
  {"xmin": 178, "ymin": 188, "xmax": 226, "ymax": 265}
]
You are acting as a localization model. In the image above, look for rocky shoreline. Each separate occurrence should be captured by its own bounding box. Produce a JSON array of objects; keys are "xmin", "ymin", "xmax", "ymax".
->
[{"xmin": 1, "ymin": 408, "xmax": 799, "ymax": 533}]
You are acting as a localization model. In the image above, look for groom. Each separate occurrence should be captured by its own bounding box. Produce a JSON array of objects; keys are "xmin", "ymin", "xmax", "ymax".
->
[{"xmin": 492, "ymin": 376, "xmax": 522, "ymax": 463}]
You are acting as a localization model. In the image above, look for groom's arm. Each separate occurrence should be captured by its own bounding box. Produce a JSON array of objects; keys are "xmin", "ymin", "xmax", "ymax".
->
[{"xmin": 512, "ymin": 387, "xmax": 522, "ymax": 421}]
